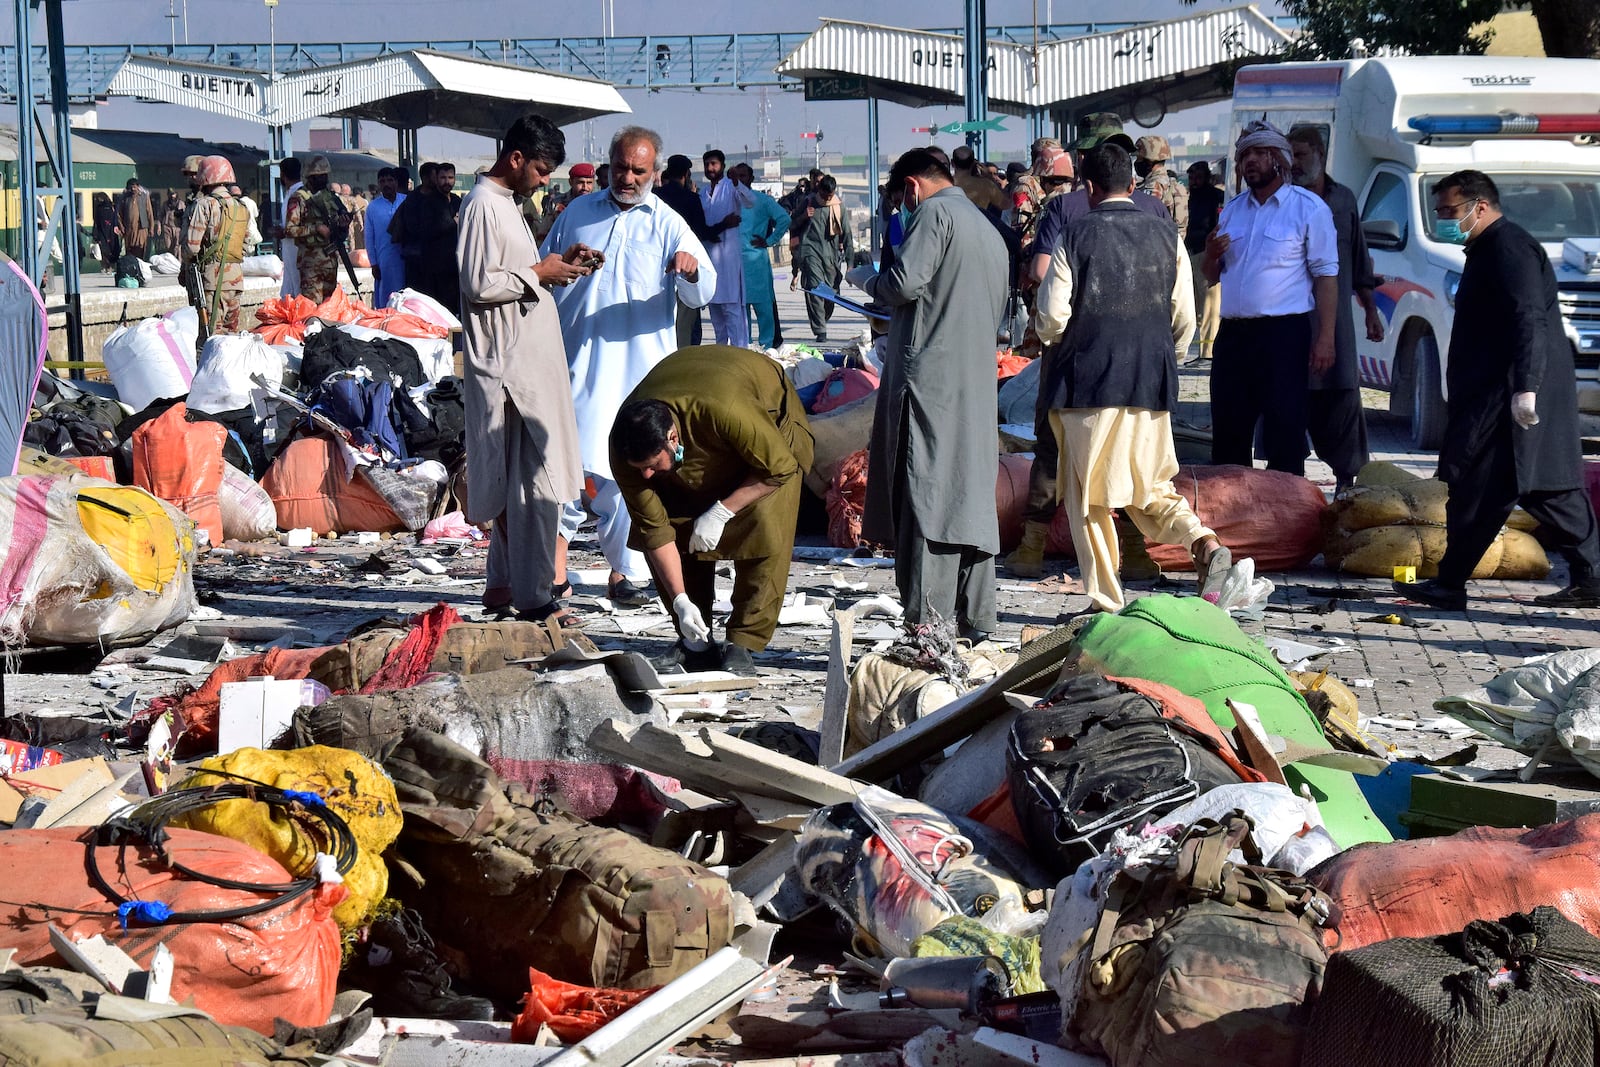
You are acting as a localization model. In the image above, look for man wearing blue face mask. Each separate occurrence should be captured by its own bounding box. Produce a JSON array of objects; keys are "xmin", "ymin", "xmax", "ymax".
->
[
  {"xmin": 610, "ymin": 345, "xmax": 815, "ymax": 675},
  {"xmin": 1395, "ymin": 170, "xmax": 1600, "ymax": 611}
]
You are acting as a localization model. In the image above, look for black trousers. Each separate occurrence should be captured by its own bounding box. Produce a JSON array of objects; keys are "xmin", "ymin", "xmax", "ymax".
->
[
  {"xmin": 1210, "ymin": 313, "xmax": 1312, "ymax": 476},
  {"xmin": 1025, "ymin": 341, "xmax": 1059, "ymax": 524},
  {"xmin": 1437, "ymin": 453, "xmax": 1600, "ymax": 590},
  {"xmin": 1307, "ymin": 386, "xmax": 1370, "ymax": 482}
]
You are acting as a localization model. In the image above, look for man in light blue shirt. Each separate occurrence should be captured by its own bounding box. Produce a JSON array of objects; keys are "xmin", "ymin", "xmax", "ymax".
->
[
  {"xmin": 1202, "ymin": 121, "xmax": 1338, "ymax": 476},
  {"xmin": 364, "ymin": 167, "xmax": 406, "ymax": 307},
  {"xmin": 542, "ymin": 126, "xmax": 716, "ymax": 604}
]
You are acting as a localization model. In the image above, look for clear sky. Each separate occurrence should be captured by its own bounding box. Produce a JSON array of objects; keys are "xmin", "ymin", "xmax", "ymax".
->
[{"xmin": 12, "ymin": 0, "xmax": 1283, "ymax": 165}]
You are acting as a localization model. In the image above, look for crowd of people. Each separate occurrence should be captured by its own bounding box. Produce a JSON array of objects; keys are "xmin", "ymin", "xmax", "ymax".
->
[{"xmin": 177, "ymin": 103, "xmax": 1600, "ymax": 677}]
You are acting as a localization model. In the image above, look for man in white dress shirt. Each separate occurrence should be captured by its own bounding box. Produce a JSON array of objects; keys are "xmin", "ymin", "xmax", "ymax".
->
[
  {"xmin": 542, "ymin": 126, "xmax": 717, "ymax": 605},
  {"xmin": 699, "ymin": 149, "xmax": 749, "ymax": 347},
  {"xmin": 1202, "ymin": 121, "xmax": 1339, "ymax": 476}
]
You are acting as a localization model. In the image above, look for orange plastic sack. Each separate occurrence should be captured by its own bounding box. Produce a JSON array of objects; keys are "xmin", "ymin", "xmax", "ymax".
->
[
  {"xmin": 313, "ymin": 287, "xmax": 364, "ymax": 324},
  {"xmin": 355, "ymin": 307, "xmax": 451, "ymax": 339},
  {"xmin": 131, "ymin": 403, "xmax": 225, "ymax": 547},
  {"xmin": 1047, "ymin": 464, "xmax": 1327, "ymax": 571},
  {"xmin": 2, "ymin": 826, "xmax": 344, "ymax": 1033},
  {"xmin": 260, "ymin": 434, "xmax": 404, "ymax": 535},
  {"xmin": 511, "ymin": 967, "xmax": 656, "ymax": 1043},
  {"xmin": 143, "ymin": 644, "xmax": 338, "ymax": 753},
  {"xmin": 996, "ymin": 351, "xmax": 1031, "ymax": 380},
  {"xmin": 64, "ymin": 455, "xmax": 116, "ymax": 481},
  {"xmin": 1310, "ymin": 815, "xmax": 1600, "ymax": 951}
]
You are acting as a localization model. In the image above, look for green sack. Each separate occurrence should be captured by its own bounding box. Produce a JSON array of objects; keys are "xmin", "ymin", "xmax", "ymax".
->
[{"xmin": 1065, "ymin": 594, "xmax": 1390, "ymax": 849}]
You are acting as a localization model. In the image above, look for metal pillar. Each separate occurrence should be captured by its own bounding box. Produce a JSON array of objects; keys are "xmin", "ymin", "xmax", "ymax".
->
[
  {"xmin": 397, "ymin": 127, "xmax": 418, "ymax": 170},
  {"xmin": 42, "ymin": 0, "xmax": 81, "ymax": 366},
  {"xmin": 14, "ymin": 0, "xmax": 37, "ymax": 284},
  {"xmin": 866, "ymin": 94, "xmax": 880, "ymax": 258},
  {"xmin": 963, "ymin": 0, "xmax": 988, "ymax": 157}
]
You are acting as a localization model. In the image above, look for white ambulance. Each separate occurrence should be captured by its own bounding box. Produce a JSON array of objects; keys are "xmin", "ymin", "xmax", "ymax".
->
[{"xmin": 1229, "ymin": 57, "xmax": 1600, "ymax": 448}]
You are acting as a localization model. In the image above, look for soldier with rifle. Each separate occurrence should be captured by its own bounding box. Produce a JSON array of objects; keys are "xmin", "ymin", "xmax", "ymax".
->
[
  {"xmin": 285, "ymin": 155, "xmax": 354, "ymax": 302},
  {"xmin": 181, "ymin": 155, "xmax": 251, "ymax": 348}
]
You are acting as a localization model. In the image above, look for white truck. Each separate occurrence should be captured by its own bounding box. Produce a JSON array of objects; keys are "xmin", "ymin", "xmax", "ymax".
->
[{"xmin": 1229, "ymin": 57, "xmax": 1600, "ymax": 448}]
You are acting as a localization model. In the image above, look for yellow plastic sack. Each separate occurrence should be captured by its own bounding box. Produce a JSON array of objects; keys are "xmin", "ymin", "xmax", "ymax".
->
[{"xmin": 175, "ymin": 745, "xmax": 402, "ymax": 932}]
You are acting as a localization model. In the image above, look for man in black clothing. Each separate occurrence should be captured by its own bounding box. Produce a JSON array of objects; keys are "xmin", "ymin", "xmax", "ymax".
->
[
  {"xmin": 655, "ymin": 154, "xmax": 717, "ymax": 348},
  {"xmin": 389, "ymin": 161, "xmax": 462, "ymax": 315},
  {"xmin": 1396, "ymin": 170, "xmax": 1600, "ymax": 610}
]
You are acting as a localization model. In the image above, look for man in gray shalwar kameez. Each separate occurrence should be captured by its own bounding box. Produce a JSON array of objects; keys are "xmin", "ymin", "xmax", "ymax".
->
[
  {"xmin": 458, "ymin": 113, "xmax": 594, "ymax": 622},
  {"xmin": 847, "ymin": 149, "xmax": 1010, "ymax": 639}
]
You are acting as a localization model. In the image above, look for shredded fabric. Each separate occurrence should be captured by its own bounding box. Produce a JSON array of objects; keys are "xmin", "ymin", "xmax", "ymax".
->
[
  {"xmin": 358, "ymin": 602, "xmax": 463, "ymax": 694},
  {"xmin": 884, "ymin": 611, "xmax": 971, "ymax": 688}
]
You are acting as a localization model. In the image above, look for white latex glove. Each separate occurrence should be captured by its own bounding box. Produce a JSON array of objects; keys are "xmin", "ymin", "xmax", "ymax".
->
[
  {"xmin": 689, "ymin": 500, "xmax": 735, "ymax": 553},
  {"xmin": 671, "ymin": 593, "xmax": 711, "ymax": 649},
  {"xmin": 844, "ymin": 264, "xmax": 877, "ymax": 291},
  {"xmin": 1511, "ymin": 390, "xmax": 1540, "ymax": 429}
]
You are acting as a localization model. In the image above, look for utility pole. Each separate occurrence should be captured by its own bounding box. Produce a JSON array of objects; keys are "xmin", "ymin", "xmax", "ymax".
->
[{"xmin": 167, "ymin": 0, "xmax": 177, "ymax": 49}]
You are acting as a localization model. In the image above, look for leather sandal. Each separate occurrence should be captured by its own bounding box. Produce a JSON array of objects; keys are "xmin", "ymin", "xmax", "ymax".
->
[{"xmin": 1192, "ymin": 538, "xmax": 1232, "ymax": 601}]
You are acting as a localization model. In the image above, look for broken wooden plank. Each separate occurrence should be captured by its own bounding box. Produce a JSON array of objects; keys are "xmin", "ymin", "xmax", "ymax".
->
[
  {"xmin": 831, "ymin": 626, "xmax": 1078, "ymax": 783},
  {"xmin": 817, "ymin": 608, "xmax": 856, "ymax": 767},
  {"xmin": 588, "ymin": 721, "xmax": 857, "ymax": 807}
]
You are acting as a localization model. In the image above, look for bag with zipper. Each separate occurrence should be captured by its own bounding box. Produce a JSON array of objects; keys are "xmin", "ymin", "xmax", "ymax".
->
[
  {"xmin": 1007, "ymin": 674, "xmax": 1246, "ymax": 877},
  {"xmin": 1068, "ymin": 812, "xmax": 1336, "ymax": 1067}
]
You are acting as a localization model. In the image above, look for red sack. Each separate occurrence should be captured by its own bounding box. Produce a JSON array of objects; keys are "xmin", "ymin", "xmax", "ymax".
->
[
  {"xmin": 139, "ymin": 644, "xmax": 338, "ymax": 753},
  {"xmin": 312, "ymin": 287, "xmax": 364, "ymax": 325},
  {"xmin": 995, "ymin": 453, "xmax": 1031, "ymax": 550},
  {"xmin": 996, "ymin": 350, "xmax": 1031, "ymax": 380},
  {"xmin": 2, "ymin": 826, "xmax": 344, "ymax": 1033},
  {"xmin": 811, "ymin": 368, "xmax": 880, "ymax": 415},
  {"xmin": 260, "ymin": 434, "xmax": 404, "ymax": 535},
  {"xmin": 1310, "ymin": 815, "xmax": 1600, "ymax": 952},
  {"xmin": 826, "ymin": 448, "xmax": 870, "ymax": 548},
  {"xmin": 512, "ymin": 967, "xmax": 656, "ymax": 1043},
  {"xmin": 131, "ymin": 403, "xmax": 225, "ymax": 547},
  {"xmin": 1048, "ymin": 464, "xmax": 1327, "ymax": 571}
]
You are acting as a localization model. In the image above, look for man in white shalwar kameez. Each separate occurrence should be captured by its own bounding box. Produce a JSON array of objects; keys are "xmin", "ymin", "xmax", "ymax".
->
[
  {"xmin": 458, "ymin": 113, "xmax": 591, "ymax": 622},
  {"xmin": 699, "ymin": 149, "xmax": 749, "ymax": 347},
  {"xmin": 542, "ymin": 126, "xmax": 716, "ymax": 604}
]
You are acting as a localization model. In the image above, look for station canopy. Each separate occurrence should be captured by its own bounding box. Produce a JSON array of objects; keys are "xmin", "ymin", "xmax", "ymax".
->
[
  {"xmin": 776, "ymin": 4, "xmax": 1293, "ymax": 123},
  {"xmin": 104, "ymin": 48, "xmax": 630, "ymax": 136}
]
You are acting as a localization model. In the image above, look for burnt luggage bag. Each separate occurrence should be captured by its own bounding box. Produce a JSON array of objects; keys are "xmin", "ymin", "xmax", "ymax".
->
[
  {"xmin": 1008, "ymin": 673, "xmax": 1244, "ymax": 877},
  {"xmin": 382, "ymin": 728, "xmax": 733, "ymax": 1000}
]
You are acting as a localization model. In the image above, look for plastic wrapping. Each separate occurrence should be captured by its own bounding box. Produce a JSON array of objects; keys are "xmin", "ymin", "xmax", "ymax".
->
[
  {"xmin": 219, "ymin": 463, "xmax": 278, "ymax": 541},
  {"xmin": 387, "ymin": 287, "xmax": 463, "ymax": 331},
  {"xmin": 0, "ymin": 474, "xmax": 197, "ymax": 647},
  {"xmin": 188, "ymin": 333, "xmax": 286, "ymax": 416},
  {"xmin": 795, "ymin": 786, "xmax": 1033, "ymax": 958},
  {"xmin": 0, "ymin": 826, "xmax": 343, "ymax": 1033}
]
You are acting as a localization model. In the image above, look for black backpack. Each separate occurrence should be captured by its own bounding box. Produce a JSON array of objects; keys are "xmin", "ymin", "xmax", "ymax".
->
[{"xmin": 113, "ymin": 254, "xmax": 143, "ymax": 287}]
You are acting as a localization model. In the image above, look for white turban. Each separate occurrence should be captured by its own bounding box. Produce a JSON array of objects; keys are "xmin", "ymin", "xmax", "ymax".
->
[{"xmin": 1236, "ymin": 120, "xmax": 1292, "ymax": 161}]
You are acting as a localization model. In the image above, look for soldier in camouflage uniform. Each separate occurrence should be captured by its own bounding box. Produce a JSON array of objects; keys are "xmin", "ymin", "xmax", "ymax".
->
[
  {"xmin": 1135, "ymin": 135, "xmax": 1188, "ymax": 242},
  {"xmin": 1014, "ymin": 137, "xmax": 1066, "ymax": 254},
  {"xmin": 182, "ymin": 155, "xmax": 251, "ymax": 338},
  {"xmin": 284, "ymin": 154, "xmax": 348, "ymax": 303},
  {"xmin": 178, "ymin": 154, "xmax": 205, "ymax": 311}
]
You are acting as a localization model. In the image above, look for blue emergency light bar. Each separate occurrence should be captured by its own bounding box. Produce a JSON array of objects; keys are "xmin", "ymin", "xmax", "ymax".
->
[{"xmin": 1409, "ymin": 114, "xmax": 1600, "ymax": 136}]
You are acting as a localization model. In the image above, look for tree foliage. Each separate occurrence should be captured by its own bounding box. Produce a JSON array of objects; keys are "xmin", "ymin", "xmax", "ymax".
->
[
  {"xmin": 1276, "ymin": 0, "xmax": 1505, "ymax": 59},
  {"xmin": 1530, "ymin": 0, "xmax": 1600, "ymax": 58},
  {"xmin": 1182, "ymin": 0, "xmax": 1505, "ymax": 60}
]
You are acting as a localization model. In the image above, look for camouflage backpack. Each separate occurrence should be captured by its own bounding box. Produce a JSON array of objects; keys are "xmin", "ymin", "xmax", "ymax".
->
[{"xmin": 1068, "ymin": 813, "xmax": 1337, "ymax": 1067}]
